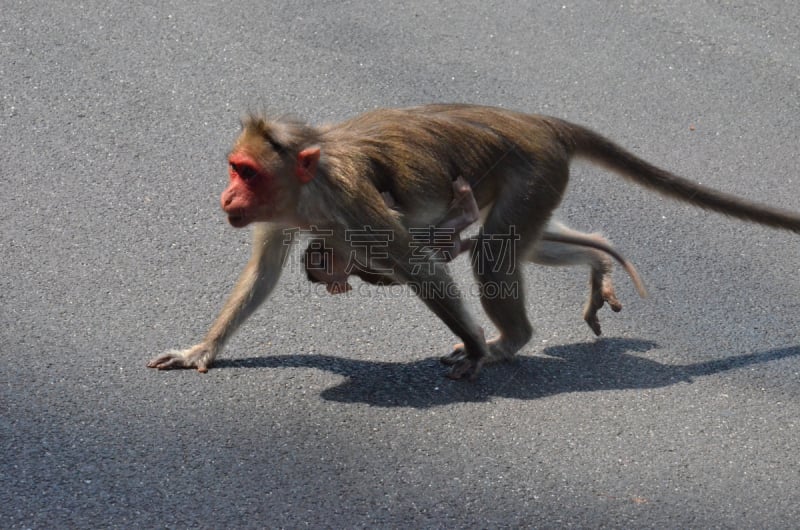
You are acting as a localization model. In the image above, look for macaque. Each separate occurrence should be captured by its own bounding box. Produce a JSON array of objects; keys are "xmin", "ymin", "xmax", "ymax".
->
[{"xmin": 149, "ymin": 104, "xmax": 800, "ymax": 380}]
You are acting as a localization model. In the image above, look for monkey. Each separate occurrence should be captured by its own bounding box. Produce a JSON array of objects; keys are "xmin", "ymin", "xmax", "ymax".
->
[
  {"xmin": 148, "ymin": 104, "xmax": 800, "ymax": 380},
  {"xmin": 304, "ymin": 176, "xmax": 645, "ymax": 335}
]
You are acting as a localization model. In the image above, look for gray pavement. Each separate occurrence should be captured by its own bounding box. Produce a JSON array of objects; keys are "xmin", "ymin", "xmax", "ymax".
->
[{"xmin": 2, "ymin": 1, "xmax": 799, "ymax": 527}]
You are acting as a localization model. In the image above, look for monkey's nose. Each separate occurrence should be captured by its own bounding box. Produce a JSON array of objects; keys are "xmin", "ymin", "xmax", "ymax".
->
[{"xmin": 221, "ymin": 192, "xmax": 234, "ymax": 210}]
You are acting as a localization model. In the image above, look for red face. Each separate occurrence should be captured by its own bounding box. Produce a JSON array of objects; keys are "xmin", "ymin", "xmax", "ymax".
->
[
  {"xmin": 221, "ymin": 151, "xmax": 278, "ymax": 227},
  {"xmin": 220, "ymin": 137, "xmax": 318, "ymax": 227}
]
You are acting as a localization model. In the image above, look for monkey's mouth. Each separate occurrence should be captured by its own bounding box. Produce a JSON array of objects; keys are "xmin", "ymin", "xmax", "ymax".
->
[{"xmin": 227, "ymin": 213, "xmax": 250, "ymax": 228}]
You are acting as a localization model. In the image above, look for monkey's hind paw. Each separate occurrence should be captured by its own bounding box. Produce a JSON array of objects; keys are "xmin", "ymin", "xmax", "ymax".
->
[
  {"xmin": 441, "ymin": 345, "xmax": 483, "ymax": 380},
  {"xmin": 445, "ymin": 357, "xmax": 483, "ymax": 381},
  {"xmin": 440, "ymin": 347, "xmax": 466, "ymax": 366},
  {"xmin": 147, "ymin": 344, "xmax": 215, "ymax": 373},
  {"xmin": 584, "ymin": 288, "xmax": 624, "ymax": 336},
  {"xmin": 604, "ymin": 290, "xmax": 623, "ymax": 313},
  {"xmin": 585, "ymin": 312, "xmax": 605, "ymax": 336}
]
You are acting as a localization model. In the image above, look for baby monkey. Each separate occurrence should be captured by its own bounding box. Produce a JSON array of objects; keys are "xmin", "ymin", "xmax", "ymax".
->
[{"xmin": 304, "ymin": 176, "xmax": 479, "ymax": 293}]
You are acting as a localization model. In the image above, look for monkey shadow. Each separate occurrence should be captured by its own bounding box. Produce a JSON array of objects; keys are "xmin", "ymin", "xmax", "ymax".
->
[{"xmin": 216, "ymin": 339, "xmax": 800, "ymax": 408}]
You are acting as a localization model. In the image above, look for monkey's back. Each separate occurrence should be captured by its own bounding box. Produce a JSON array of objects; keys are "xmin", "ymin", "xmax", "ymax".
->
[{"xmin": 322, "ymin": 104, "xmax": 569, "ymax": 217}]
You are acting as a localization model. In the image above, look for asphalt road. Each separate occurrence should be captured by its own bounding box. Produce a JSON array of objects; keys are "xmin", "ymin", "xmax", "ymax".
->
[{"xmin": 2, "ymin": 1, "xmax": 799, "ymax": 527}]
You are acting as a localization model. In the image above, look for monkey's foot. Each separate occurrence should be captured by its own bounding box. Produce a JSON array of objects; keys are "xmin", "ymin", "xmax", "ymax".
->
[
  {"xmin": 444, "ymin": 355, "xmax": 484, "ymax": 381},
  {"xmin": 147, "ymin": 343, "xmax": 217, "ymax": 373},
  {"xmin": 452, "ymin": 176, "xmax": 471, "ymax": 198},
  {"xmin": 440, "ymin": 348, "xmax": 467, "ymax": 366},
  {"xmin": 440, "ymin": 349, "xmax": 487, "ymax": 380},
  {"xmin": 583, "ymin": 281, "xmax": 623, "ymax": 336},
  {"xmin": 442, "ymin": 336, "xmax": 516, "ymax": 374}
]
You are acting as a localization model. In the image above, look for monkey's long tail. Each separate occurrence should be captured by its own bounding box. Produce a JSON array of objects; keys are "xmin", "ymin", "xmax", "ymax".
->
[
  {"xmin": 568, "ymin": 124, "xmax": 800, "ymax": 233},
  {"xmin": 541, "ymin": 233, "xmax": 647, "ymax": 298}
]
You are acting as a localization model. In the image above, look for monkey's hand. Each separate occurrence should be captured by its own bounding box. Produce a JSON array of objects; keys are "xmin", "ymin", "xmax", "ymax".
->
[{"xmin": 147, "ymin": 343, "xmax": 217, "ymax": 373}]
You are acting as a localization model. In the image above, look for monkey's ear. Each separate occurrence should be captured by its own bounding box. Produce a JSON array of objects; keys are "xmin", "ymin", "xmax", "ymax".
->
[{"xmin": 296, "ymin": 147, "xmax": 320, "ymax": 184}]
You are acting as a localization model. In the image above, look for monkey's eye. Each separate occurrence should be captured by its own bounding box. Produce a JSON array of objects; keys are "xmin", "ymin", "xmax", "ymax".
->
[{"xmin": 231, "ymin": 162, "xmax": 258, "ymax": 181}]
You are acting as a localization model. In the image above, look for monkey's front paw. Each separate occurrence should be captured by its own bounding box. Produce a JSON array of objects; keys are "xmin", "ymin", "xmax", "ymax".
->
[{"xmin": 147, "ymin": 344, "xmax": 216, "ymax": 373}]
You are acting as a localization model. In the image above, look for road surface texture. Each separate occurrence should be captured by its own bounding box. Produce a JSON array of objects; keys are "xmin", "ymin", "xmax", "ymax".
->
[{"xmin": 2, "ymin": 1, "xmax": 799, "ymax": 527}]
